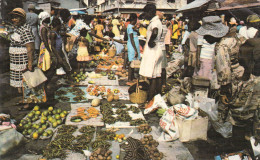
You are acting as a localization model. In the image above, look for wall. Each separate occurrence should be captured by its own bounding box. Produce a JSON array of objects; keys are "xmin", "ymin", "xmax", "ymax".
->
[{"xmin": 58, "ymin": 0, "xmax": 80, "ymax": 9}]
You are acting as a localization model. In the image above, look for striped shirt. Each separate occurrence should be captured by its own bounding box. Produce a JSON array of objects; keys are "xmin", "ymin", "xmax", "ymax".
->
[{"xmin": 198, "ymin": 36, "xmax": 216, "ymax": 59}]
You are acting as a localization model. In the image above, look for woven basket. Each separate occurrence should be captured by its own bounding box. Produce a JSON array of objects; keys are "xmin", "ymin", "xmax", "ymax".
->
[{"xmin": 129, "ymin": 81, "xmax": 147, "ymax": 104}]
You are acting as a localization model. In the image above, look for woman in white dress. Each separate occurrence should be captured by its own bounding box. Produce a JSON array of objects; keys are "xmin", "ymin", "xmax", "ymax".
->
[{"xmin": 139, "ymin": 4, "xmax": 163, "ymax": 101}]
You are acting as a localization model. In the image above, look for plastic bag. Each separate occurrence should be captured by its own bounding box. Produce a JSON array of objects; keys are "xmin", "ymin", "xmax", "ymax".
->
[
  {"xmin": 195, "ymin": 97, "xmax": 232, "ymax": 138},
  {"xmin": 167, "ymin": 86, "xmax": 185, "ymax": 106},
  {"xmin": 0, "ymin": 128, "xmax": 24, "ymax": 156},
  {"xmin": 144, "ymin": 94, "xmax": 168, "ymax": 114},
  {"xmin": 174, "ymin": 104, "xmax": 198, "ymax": 120},
  {"xmin": 158, "ymin": 106, "xmax": 179, "ymax": 141}
]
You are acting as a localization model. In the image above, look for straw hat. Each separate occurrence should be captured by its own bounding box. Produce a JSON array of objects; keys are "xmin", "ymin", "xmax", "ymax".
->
[
  {"xmin": 196, "ymin": 16, "xmax": 229, "ymax": 38},
  {"xmin": 9, "ymin": 8, "xmax": 26, "ymax": 19}
]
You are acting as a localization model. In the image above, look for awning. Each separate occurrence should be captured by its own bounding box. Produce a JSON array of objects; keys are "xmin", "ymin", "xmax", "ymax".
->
[
  {"xmin": 216, "ymin": 2, "xmax": 260, "ymax": 10},
  {"xmin": 176, "ymin": 0, "xmax": 210, "ymax": 12}
]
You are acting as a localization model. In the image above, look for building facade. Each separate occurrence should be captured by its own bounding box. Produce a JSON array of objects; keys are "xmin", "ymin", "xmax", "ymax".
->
[{"xmin": 96, "ymin": 0, "xmax": 188, "ymax": 17}]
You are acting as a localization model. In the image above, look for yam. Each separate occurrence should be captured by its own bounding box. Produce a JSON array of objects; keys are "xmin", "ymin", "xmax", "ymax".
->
[
  {"xmin": 98, "ymin": 155, "xmax": 104, "ymax": 160},
  {"xmin": 113, "ymin": 95, "xmax": 119, "ymax": 101},
  {"xmin": 107, "ymin": 94, "xmax": 114, "ymax": 102}
]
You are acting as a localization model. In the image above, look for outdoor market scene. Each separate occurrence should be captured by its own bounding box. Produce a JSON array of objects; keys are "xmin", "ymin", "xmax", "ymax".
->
[{"xmin": 0, "ymin": 0, "xmax": 260, "ymax": 159}]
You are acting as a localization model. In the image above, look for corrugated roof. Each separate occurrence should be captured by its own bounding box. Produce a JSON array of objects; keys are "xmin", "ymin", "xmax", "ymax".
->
[{"xmin": 176, "ymin": 0, "xmax": 210, "ymax": 12}]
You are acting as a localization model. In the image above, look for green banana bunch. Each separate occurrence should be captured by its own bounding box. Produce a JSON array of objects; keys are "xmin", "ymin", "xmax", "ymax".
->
[{"xmin": 157, "ymin": 108, "xmax": 167, "ymax": 117}]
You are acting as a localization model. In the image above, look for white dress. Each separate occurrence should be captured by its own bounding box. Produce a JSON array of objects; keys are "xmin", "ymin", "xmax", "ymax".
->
[{"xmin": 139, "ymin": 16, "xmax": 163, "ymax": 78}]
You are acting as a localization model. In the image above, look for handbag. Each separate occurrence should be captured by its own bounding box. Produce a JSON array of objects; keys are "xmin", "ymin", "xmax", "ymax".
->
[
  {"xmin": 130, "ymin": 59, "xmax": 141, "ymax": 68},
  {"xmin": 22, "ymin": 68, "xmax": 47, "ymax": 88}
]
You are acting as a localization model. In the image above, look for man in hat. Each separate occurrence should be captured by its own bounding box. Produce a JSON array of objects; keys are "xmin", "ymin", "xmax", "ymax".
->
[
  {"xmin": 26, "ymin": 3, "xmax": 40, "ymax": 63},
  {"xmin": 194, "ymin": 16, "xmax": 229, "ymax": 80}
]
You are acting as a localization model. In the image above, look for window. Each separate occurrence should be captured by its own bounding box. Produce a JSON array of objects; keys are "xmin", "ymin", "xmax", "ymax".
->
[{"xmin": 167, "ymin": 0, "xmax": 175, "ymax": 3}]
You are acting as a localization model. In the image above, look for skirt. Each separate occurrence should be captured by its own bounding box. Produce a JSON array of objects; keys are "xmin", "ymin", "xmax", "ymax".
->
[{"xmin": 9, "ymin": 46, "xmax": 28, "ymax": 88}]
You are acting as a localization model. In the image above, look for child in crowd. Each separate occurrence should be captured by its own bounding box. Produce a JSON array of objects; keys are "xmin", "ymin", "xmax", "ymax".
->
[{"xmin": 76, "ymin": 28, "xmax": 92, "ymax": 72}]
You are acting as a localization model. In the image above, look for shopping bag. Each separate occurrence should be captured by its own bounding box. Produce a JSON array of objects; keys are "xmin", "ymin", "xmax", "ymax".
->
[
  {"xmin": 22, "ymin": 68, "xmax": 47, "ymax": 88},
  {"xmin": 130, "ymin": 60, "xmax": 141, "ymax": 68}
]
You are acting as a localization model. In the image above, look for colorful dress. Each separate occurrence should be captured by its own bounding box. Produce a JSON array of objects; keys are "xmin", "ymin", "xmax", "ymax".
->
[
  {"xmin": 38, "ymin": 25, "xmax": 51, "ymax": 71},
  {"xmin": 112, "ymin": 19, "xmax": 120, "ymax": 37},
  {"xmin": 94, "ymin": 24, "xmax": 104, "ymax": 42},
  {"xmin": 9, "ymin": 23, "xmax": 34, "ymax": 88},
  {"xmin": 77, "ymin": 41, "xmax": 91, "ymax": 61},
  {"xmin": 139, "ymin": 16, "xmax": 163, "ymax": 78},
  {"xmin": 127, "ymin": 24, "xmax": 140, "ymax": 62}
]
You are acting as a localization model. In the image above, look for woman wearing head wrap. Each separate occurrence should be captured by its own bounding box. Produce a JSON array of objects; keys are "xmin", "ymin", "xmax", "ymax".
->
[
  {"xmin": 8, "ymin": 8, "xmax": 35, "ymax": 93},
  {"xmin": 38, "ymin": 11, "xmax": 52, "ymax": 72}
]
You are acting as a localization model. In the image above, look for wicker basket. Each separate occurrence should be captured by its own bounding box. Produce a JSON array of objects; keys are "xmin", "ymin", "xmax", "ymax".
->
[
  {"xmin": 108, "ymin": 48, "xmax": 116, "ymax": 57},
  {"xmin": 129, "ymin": 81, "xmax": 147, "ymax": 104}
]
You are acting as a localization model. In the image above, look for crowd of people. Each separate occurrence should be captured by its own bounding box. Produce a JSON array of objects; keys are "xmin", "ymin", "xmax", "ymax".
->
[{"xmin": 2, "ymin": 3, "xmax": 260, "ymax": 138}]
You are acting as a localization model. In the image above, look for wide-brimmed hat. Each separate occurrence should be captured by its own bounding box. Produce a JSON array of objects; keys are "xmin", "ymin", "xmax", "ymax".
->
[
  {"xmin": 247, "ymin": 14, "xmax": 260, "ymax": 23},
  {"xmin": 9, "ymin": 8, "xmax": 26, "ymax": 19},
  {"xmin": 196, "ymin": 16, "xmax": 229, "ymax": 38}
]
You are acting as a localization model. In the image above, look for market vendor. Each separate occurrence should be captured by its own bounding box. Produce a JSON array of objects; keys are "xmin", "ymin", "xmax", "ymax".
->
[
  {"xmin": 216, "ymin": 14, "xmax": 260, "ymax": 141},
  {"xmin": 8, "ymin": 8, "xmax": 35, "ymax": 93},
  {"xmin": 139, "ymin": 4, "xmax": 163, "ymax": 101}
]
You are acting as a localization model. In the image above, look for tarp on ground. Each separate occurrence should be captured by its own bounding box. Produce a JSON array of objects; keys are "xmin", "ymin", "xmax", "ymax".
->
[{"xmin": 176, "ymin": 0, "xmax": 210, "ymax": 12}]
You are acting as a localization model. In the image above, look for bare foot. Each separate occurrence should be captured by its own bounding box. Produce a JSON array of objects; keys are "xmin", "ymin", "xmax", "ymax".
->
[{"xmin": 18, "ymin": 88, "xmax": 22, "ymax": 94}]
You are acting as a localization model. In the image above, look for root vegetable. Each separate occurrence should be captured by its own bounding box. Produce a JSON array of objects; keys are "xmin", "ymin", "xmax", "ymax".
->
[
  {"xmin": 107, "ymin": 94, "xmax": 114, "ymax": 102},
  {"xmin": 113, "ymin": 95, "xmax": 119, "ymax": 101},
  {"xmin": 105, "ymin": 150, "xmax": 112, "ymax": 156},
  {"xmin": 98, "ymin": 155, "xmax": 104, "ymax": 159}
]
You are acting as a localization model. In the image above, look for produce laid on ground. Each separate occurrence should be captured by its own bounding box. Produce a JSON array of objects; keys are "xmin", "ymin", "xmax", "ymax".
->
[
  {"xmin": 17, "ymin": 106, "xmax": 68, "ymax": 139},
  {"xmin": 89, "ymin": 147, "xmax": 113, "ymax": 160},
  {"xmin": 100, "ymin": 103, "xmax": 146, "ymax": 127},
  {"xmin": 43, "ymin": 125, "xmax": 95, "ymax": 159},
  {"xmin": 140, "ymin": 135, "xmax": 164, "ymax": 160},
  {"xmin": 95, "ymin": 56, "xmax": 124, "ymax": 71},
  {"xmin": 55, "ymin": 87, "xmax": 88, "ymax": 102},
  {"xmin": 137, "ymin": 123, "xmax": 152, "ymax": 134},
  {"xmin": 70, "ymin": 107, "xmax": 100, "ymax": 122},
  {"xmin": 68, "ymin": 71, "xmax": 87, "ymax": 83},
  {"xmin": 157, "ymin": 108, "xmax": 167, "ymax": 117},
  {"xmin": 86, "ymin": 85, "xmax": 120, "ymax": 98}
]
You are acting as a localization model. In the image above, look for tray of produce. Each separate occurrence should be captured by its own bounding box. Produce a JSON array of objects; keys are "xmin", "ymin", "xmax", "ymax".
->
[
  {"xmin": 100, "ymin": 103, "xmax": 147, "ymax": 128},
  {"xmin": 65, "ymin": 103, "xmax": 104, "ymax": 126},
  {"xmin": 17, "ymin": 105, "xmax": 68, "ymax": 139}
]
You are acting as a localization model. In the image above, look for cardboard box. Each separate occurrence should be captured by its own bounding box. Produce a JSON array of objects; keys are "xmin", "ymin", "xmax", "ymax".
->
[{"xmin": 177, "ymin": 110, "xmax": 208, "ymax": 142}]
